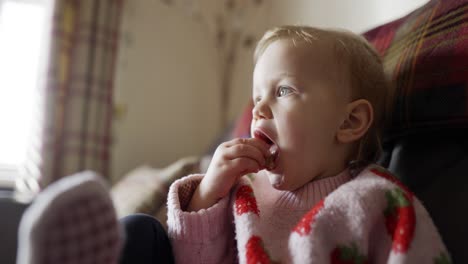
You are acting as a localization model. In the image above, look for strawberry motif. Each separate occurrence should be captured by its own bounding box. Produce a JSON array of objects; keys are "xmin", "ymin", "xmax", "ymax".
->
[
  {"xmin": 235, "ymin": 185, "xmax": 259, "ymax": 216},
  {"xmin": 371, "ymin": 167, "xmax": 413, "ymax": 197},
  {"xmin": 292, "ymin": 199, "xmax": 324, "ymax": 236},
  {"xmin": 384, "ymin": 188, "xmax": 416, "ymax": 253},
  {"xmin": 245, "ymin": 235, "xmax": 272, "ymax": 264},
  {"xmin": 330, "ymin": 244, "xmax": 368, "ymax": 264}
]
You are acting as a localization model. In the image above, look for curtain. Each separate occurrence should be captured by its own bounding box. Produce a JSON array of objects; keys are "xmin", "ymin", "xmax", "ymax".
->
[{"xmin": 39, "ymin": 0, "xmax": 123, "ymax": 187}]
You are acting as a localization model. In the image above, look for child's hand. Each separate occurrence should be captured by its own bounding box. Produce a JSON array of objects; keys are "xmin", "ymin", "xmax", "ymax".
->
[{"xmin": 187, "ymin": 138, "xmax": 270, "ymax": 211}]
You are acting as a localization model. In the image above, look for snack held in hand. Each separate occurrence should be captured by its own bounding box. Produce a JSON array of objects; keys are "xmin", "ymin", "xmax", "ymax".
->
[{"xmin": 265, "ymin": 144, "xmax": 278, "ymax": 171}]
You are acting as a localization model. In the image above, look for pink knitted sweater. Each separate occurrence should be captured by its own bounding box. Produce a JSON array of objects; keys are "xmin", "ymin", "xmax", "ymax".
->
[{"xmin": 167, "ymin": 165, "xmax": 450, "ymax": 263}]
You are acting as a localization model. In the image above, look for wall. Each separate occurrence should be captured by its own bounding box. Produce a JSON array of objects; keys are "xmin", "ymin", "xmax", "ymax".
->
[
  {"xmin": 112, "ymin": 1, "xmax": 221, "ymax": 181},
  {"xmin": 267, "ymin": 0, "xmax": 431, "ymax": 33}
]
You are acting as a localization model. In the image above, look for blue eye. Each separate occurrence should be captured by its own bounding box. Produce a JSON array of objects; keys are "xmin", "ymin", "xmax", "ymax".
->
[
  {"xmin": 277, "ymin": 86, "xmax": 293, "ymax": 97},
  {"xmin": 253, "ymin": 96, "xmax": 262, "ymax": 105}
]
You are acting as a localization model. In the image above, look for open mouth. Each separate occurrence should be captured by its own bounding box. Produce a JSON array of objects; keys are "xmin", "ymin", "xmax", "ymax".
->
[
  {"xmin": 253, "ymin": 130, "xmax": 274, "ymax": 146},
  {"xmin": 253, "ymin": 129, "xmax": 279, "ymax": 170}
]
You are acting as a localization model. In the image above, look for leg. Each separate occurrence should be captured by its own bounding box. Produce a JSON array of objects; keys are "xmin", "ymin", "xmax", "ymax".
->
[{"xmin": 119, "ymin": 214, "xmax": 174, "ymax": 264}]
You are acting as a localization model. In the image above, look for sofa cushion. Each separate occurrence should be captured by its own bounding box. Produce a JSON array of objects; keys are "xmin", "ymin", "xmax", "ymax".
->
[
  {"xmin": 363, "ymin": 0, "xmax": 468, "ymax": 138},
  {"xmin": 111, "ymin": 157, "xmax": 200, "ymax": 221}
]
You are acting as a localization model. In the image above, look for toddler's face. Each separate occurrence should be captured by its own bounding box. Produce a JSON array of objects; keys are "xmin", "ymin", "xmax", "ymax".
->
[{"xmin": 251, "ymin": 39, "xmax": 351, "ymax": 191}]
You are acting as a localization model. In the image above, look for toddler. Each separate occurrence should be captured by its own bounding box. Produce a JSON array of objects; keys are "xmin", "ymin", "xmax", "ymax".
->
[{"xmin": 166, "ymin": 26, "xmax": 449, "ymax": 263}]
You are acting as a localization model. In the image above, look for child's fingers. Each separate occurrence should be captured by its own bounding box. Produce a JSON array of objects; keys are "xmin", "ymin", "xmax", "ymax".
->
[
  {"xmin": 246, "ymin": 137, "xmax": 273, "ymax": 157},
  {"xmin": 229, "ymin": 157, "xmax": 262, "ymax": 176},
  {"xmin": 223, "ymin": 138, "xmax": 271, "ymax": 158},
  {"xmin": 221, "ymin": 143, "xmax": 266, "ymax": 167}
]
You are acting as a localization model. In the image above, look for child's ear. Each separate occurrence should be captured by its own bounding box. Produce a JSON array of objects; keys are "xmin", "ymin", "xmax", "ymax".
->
[{"xmin": 336, "ymin": 99, "xmax": 373, "ymax": 143}]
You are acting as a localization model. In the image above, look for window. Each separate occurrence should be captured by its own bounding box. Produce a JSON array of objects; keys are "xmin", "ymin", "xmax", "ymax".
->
[{"xmin": 0, "ymin": 0, "xmax": 52, "ymax": 191}]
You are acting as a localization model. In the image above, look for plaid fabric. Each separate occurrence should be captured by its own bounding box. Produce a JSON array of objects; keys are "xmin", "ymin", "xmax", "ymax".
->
[
  {"xmin": 364, "ymin": 0, "xmax": 468, "ymax": 138},
  {"xmin": 17, "ymin": 171, "xmax": 122, "ymax": 264},
  {"xmin": 40, "ymin": 0, "xmax": 123, "ymax": 186}
]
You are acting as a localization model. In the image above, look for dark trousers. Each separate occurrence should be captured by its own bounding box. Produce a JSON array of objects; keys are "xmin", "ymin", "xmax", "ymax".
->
[{"xmin": 119, "ymin": 214, "xmax": 174, "ymax": 264}]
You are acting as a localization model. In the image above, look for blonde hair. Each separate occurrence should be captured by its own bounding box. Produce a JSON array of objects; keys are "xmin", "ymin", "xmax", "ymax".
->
[{"xmin": 254, "ymin": 25, "xmax": 393, "ymax": 163}]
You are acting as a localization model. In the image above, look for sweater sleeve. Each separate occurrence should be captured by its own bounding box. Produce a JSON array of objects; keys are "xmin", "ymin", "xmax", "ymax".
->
[{"xmin": 166, "ymin": 174, "xmax": 235, "ymax": 264}]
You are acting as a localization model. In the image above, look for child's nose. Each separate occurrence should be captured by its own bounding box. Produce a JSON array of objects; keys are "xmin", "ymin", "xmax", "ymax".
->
[{"xmin": 252, "ymin": 100, "xmax": 273, "ymax": 120}]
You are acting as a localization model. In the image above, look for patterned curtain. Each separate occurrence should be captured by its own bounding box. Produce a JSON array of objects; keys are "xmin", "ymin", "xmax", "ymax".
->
[{"xmin": 39, "ymin": 0, "xmax": 123, "ymax": 187}]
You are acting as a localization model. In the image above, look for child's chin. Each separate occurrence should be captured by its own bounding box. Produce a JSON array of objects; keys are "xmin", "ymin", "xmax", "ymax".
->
[{"xmin": 267, "ymin": 173, "xmax": 285, "ymax": 189}]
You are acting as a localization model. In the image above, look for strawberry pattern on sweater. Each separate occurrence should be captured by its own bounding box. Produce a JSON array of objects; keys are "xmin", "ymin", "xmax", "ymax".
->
[
  {"xmin": 292, "ymin": 199, "xmax": 324, "ymax": 236},
  {"xmin": 383, "ymin": 188, "xmax": 415, "ymax": 253},
  {"xmin": 233, "ymin": 166, "xmax": 449, "ymax": 264},
  {"xmin": 167, "ymin": 165, "xmax": 451, "ymax": 263},
  {"xmin": 245, "ymin": 235, "xmax": 273, "ymax": 264},
  {"xmin": 235, "ymin": 185, "xmax": 260, "ymax": 216}
]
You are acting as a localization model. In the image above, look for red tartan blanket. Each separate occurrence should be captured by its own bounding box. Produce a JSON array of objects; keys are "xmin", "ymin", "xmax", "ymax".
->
[{"xmin": 364, "ymin": 0, "xmax": 468, "ymax": 137}]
